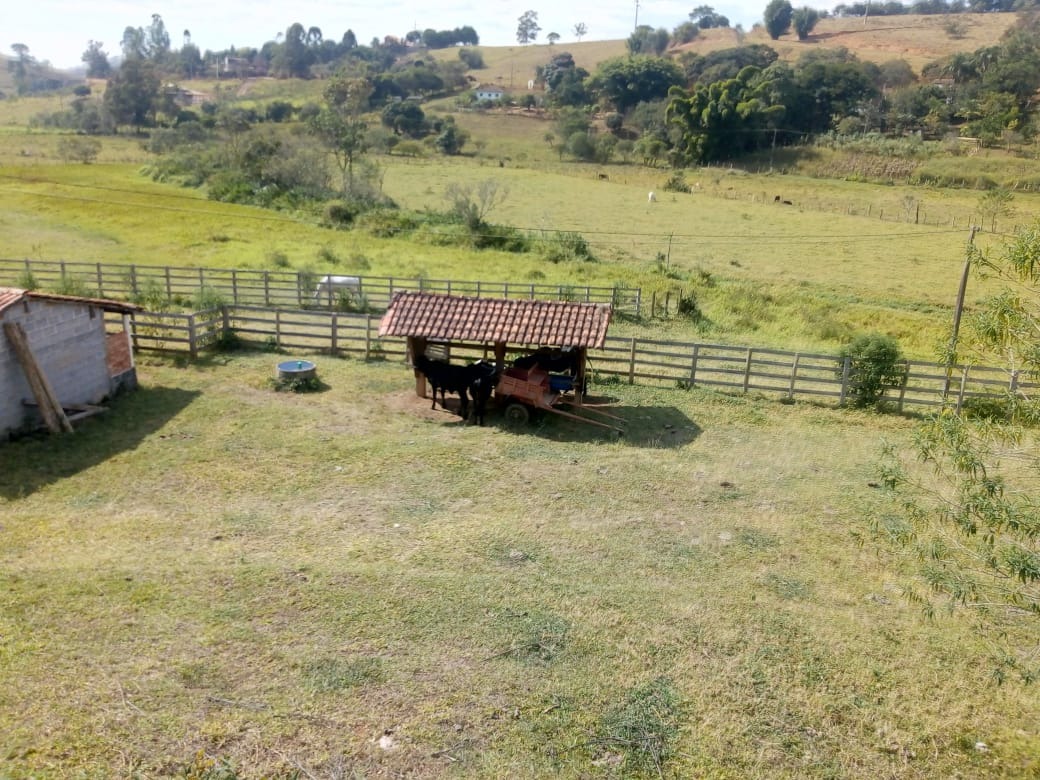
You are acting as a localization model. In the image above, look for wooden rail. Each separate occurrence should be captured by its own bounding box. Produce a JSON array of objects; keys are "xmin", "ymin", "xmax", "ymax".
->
[
  {"xmin": 109, "ymin": 305, "xmax": 1036, "ymax": 414},
  {"xmin": 1, "ymin": 258, "xmax": 642, "ymax": 316}
]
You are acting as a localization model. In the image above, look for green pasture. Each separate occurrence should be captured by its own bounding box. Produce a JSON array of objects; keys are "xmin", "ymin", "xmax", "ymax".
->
[{"xmin": 2, "ymin": 354, "xmax": 1037, "ymax": 777}]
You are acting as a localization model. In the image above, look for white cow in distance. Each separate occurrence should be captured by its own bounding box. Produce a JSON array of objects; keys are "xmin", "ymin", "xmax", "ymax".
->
[
  {"xmin": 313, "ymin": 275, "xmax": 361, "ymax": 304},
  {"xmin": 648, "ymin": 191, "xmax": 657, "ymax": 203}
]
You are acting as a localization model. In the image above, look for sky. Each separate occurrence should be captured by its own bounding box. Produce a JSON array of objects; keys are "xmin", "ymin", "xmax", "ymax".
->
[{"xmin": 5, "ymin": 0, "xmax": 832, "ymax": 70}]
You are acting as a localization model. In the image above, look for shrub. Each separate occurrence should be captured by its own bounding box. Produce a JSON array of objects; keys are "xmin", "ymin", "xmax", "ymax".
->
[
  {"xmin": 15, "ymin": 269, "xmax": 39, "ymax": 290},
  {"xmin": 662, "ymin": 171, "xmax": 691, "ymax": 193},
  {"xmin": 192, "ymin": 285, "xmax": 227, "ymax": 311},
  {"xmin": 837, "ymin": 333, "xmax": 905, "ymax": 408},
  {"xmin": 540, "ymin": 231, "xmax": 594, "ymax": 263}
]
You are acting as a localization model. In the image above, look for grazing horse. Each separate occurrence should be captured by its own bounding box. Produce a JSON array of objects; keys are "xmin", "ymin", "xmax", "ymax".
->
[{"xmin": 413, "ymin": 354, "xmax": 473, "ymax": 418}]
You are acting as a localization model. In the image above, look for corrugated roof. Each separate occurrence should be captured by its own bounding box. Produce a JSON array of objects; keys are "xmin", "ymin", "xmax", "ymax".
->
[
  {"xmin": 0, "ymin": 287, "xmax": 141, "ymax": 316},
  {"xmin": 378, "ymin": 291, "xmax": 612, "ymax": 349}
]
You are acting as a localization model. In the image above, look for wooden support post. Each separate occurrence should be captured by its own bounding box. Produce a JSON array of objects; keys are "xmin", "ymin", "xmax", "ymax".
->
[
  {"xmin": 331, "ymin": 313, "xmax": 338, "ymax": 356},
  {"xmin": 221, "ymin": 305, "xmax": 231, "ymax": 340},
  {"xmin": 264, "ymin": 271, "xmax": 271, "ymax": 305},
  {"xmin": 494, "ymin": 341, "xmax": 507, "ymax": 372},
  {"xmin": 897, "ymin": 361, "xmax": 910, "ymax": 413},
  {"xmin": 788, "ymin": 353, "xmax": 800, "ymax": 399},
  {"xmin": 275, "ymin": 310, "xmax": 282, "ymax": 348},
  {"xmin": 742, "ymin": 348, "xmax": 753, "ymax": 393},
  {"xmin": 165, "ymin": 266, "xmax": 172, "ymax": 300},
  {"xmin": 839, "ymin": 356, "xmax": 851, "ymax": 406},
  {"xmin": 688, "ymin": 344, "xmax": 699, "ymax": 388},
  {"xmin": 3, "ymin": 322, "xmax": 73, "ymax": 433},
  {"xmin": 955, "ymin": 366, "xmax": 969, "ymax": 413},
  {"xmin": 231, "ymin": 269, "xmax": 239, "ymax": 304},
  {"xmin": 628, "ymin": 338, "xmax": 638, "ymax": 385},
  {"xmin": 187, "ymin": 314, "xmax": 198, "ymax": 360},
  {"xmin": 96, "ymin": 263, "xmax": 104, "ymax": 297}
]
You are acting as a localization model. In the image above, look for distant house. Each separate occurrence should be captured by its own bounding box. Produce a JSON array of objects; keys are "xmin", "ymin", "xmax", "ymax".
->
[
  {"xmin": 474, "ymin": 84, "xmax": 505, "ymax": 101},
  {"xmin": 0, "ymin": 288, "xmax": 140, "ymax": 436}
]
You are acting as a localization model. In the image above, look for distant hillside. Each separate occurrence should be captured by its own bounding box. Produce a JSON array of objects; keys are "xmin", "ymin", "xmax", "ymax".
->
[{"xmin": 432, "ymin": 12, "xmax": 1017, "ymax": 90}]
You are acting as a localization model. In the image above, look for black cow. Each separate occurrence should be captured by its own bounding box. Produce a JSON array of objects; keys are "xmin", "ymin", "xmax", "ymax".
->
[{"xmin": 413, "ymin": 354, "xmax": 473, "ymax": 418}]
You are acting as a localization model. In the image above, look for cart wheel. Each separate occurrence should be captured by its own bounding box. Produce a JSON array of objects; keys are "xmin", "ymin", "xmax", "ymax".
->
[{"xmin": 504, "ymin": 402, "xmax": 530, "ymax": 425}]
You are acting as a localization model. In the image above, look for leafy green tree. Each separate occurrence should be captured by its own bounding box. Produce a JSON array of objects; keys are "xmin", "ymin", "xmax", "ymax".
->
[
  {"xmin": 681, "ymin": 43, "xmax": 778, "ymax": 84},
  {"xmin": 7, "ymin": 44, "xmax": 36, "ymax": 95},
  {"xmin": 517, "ymin": 10, "xmax": 541, "ymax": 45},
  {"xmin": 589, "ymin": 55, "xmax": 685, "ymax": 114},
  {"xmin": 978, "ymin": 187, "xmax": 1015, "ymax": 231},
  {"xmin": 574, "ymin": 22, "xmax": 588, "ymax": 41},
  {"xmin": 547, "ymin": 32, "xmax": 561, "ymax": 45},
  {"xmin": 690, "ymin": 6, "xmax": 731, "ymax": 27},
  {"xmin": 81, "ymin": 40, "xmax": 111, "ymax": 78},
  {"xmin": 309, "ymin": 76, "xmax": 372, "ymax": 193},
  {"xmin": 381, "ymin": 101, "xmax": 426, "ymax": 137},
  {"xmin": 147, "ymin": 14, "xmax": 171, "ymax": 63},
  {"xmin": 837, "ymin": 333, "xmax": 905, "ymax": 408},
  {"xmin": 673, "ymin": 22, "xmax": 700, "ymax": 44},
  {"xmin": 627, "ymin": 26, "xmax": 671, "ymax": 55},
  {"xmin": 120, "ymin": 26, "xmax": 147, "ymax": 60},
  {"xmin": 667, "ymin": 65, "xmax": 786, "ymax": 162},
  {"xmin": 271, "ymin": 23, "xmax": 314, "ymax": 78},
  {"xmin": 791, "ymin": 7, "xmax": 820, "ymax": 39},
  {"xmin": 458, "ymin": 48, "xmax": 485, "ymax": 69},
  {"xmin": 104, "ymin": 57, "xmax": 161, "ymax": 131},
  {"xmin": 879, "ymin": 224, "xmax": 1040, "ymax": 683},
  {"xmin": 763, "ymin": 0, "xmax": 794, "ymax": 39},
  {"xmin": 436, "ymin": 119, "xmax": 469, "ymax": 155}
]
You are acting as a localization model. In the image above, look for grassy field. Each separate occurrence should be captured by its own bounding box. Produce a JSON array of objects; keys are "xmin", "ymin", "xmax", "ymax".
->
[{"xmin": 1, "ymin": 353, "xmax": 1038, "ymax": 777}]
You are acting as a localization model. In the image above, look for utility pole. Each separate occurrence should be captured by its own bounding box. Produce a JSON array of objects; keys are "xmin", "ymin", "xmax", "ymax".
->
[
  {"xmin": 634, "ymin": 0, "xmax": 641, "ymax": 30},
  {"xmin": 943, "ymin": 224, "xmax": 979, "ymax": 399}
]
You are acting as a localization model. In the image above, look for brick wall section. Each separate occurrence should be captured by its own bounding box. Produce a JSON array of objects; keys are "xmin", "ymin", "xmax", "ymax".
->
[
  {"xmin": 106, "ymin": 330, "xmax": 132, "ymax": 375},
  {"xmin": 1, "ymin": 299, "xmax": 111, "ymax": 433}
]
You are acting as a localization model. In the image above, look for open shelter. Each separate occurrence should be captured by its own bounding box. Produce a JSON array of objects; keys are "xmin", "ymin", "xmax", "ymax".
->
[
  {"xmin": 0, "ymin": 287, "xmax": 140, "ymax": 435},
  {"xmin": 378, "ymin": 291, "xmax": 613, "ymax": 406}
]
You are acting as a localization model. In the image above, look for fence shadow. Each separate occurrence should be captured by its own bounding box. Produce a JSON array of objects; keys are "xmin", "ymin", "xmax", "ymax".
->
[{"xmin": 0, "ymin": 385, "xmax": 200, "ymax": 500}]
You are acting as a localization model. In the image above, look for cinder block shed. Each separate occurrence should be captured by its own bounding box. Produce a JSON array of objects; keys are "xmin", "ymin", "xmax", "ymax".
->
[{"xmin": 0, "ymin": 287, "xmax": 140, "ymax": 436}]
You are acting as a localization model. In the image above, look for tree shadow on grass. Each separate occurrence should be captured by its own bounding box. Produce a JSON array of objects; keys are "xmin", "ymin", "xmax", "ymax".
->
[
  {"xmin": 491, "ymin": 402, "xmax": 701, "ymax": 448},
  {"xmin": 0, "ymin": 385, "xmax": 201, "ymax": 500}
]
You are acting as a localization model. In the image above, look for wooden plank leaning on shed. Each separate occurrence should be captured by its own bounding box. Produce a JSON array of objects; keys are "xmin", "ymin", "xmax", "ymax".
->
[{"xmin": 2, "ymin": 321, "xmax": 73, "ymax": 433}]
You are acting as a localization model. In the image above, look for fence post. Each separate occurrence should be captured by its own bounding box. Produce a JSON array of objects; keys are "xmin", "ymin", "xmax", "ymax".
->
[
  {"xmin": 897, "ymin": 360, "xmax": 910, "ymax": 413},
  {"xmin": 650, "ymin": 290, "xmax": 657, "ymax": 318},
  {"xmin": 635, "ymin": 288, "xmax": 642, "ymax": 317},
  {"xmin": 955, "ymin": 366, "xmax": 969, "ymax": 413},
  {"xmin": 96, "ymin": 263, "xmax": 104, "ymax": 297},
  {"xmin": 187, "ymin": 314, "xmax": 198, "ymax": 360},
  {"xmin": 221, "ymin": 305, "xmax": 231, "ymax": 339},
  {"xmin": 839, "ymin": 356, "xmax": 851, "ymax": 406},
  {"xmin": 164, "ymin": 266, "xmax": 172, "ymax": 300},
  {"xmin": 365, "ymin": 314, "xmax": 372, "ymax": 359},
  {"xmin": 628, "ymin": 338, "xmax": 638, "ymax": 384},
  {"xmin": 331, "ymin": 313, "xmax": 338, "ymax": 356},
  {"xmin": 476, "ymin": 280, "xmax": 482, "ymax": 298},
  {"xmin": 742, "ymin": 348, "xmax": 753, "ymax": 393},
  {"xmin": 275, "ymin": 310, "xmax": 282, "ymax": 348},
  {"xmin": 788, "ymin": 353, "xmax": 800, "ymax": 399},
  {"xmin": 1010, "ymin": 370, "xmax": 1020, "ymax": 395},
  {"xmin": 130, "ymin": 265, "xmax": 139, "ymax": 297},
  {"xmin": 296, "ymin": 272, "xmax": 304, "ymax": 308},
  {"xmin": 689, "ymin": 344, "xmax": 700, "ymax": 387},
  {"xmin": 264, "ymin": 271, "xmax": 271, "ymax": 306},
  {"xmin": 232, "ymin": 269, "xmax": 239, "ymax": 304}
]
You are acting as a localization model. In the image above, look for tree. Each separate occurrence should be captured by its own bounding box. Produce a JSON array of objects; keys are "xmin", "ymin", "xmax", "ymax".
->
[
  {"xmin": 791, "ymin": 7, "xmax": 820, "ymax": 40},
  {"xmin": 309, "ymin": 76, "xmax": 372, "ymax": 194},
  {"xmin": 104, "ymin": 56, "xmax": 161, "ymax": 131},
  {"xmin": 517, "ymin": 10, "xmax": 541, "ymax": 45},
  {"xmin": 574, "ymin": 22, "xmax": 588, "ymax": 41},
  {"xmin": 81, "ymin": 40, "xmax": 111, "ymax": 79},
  {"xmin": 763, "ymin": 0, "xmax": 794, "ymax": 39},
  {"xmin": 381, "ymin": 101, "xmax": 426, "ymax": 137},
  {"xmin": 120, "ymin": 26, "xmax": 147, "ymax": 60},
  {"xmin": 436, "ymin": 118, "xmax": 469, "ymax": 155},
  {"xmin": 979, "ymin": 188, "xmax": 1015, "ymax": 231},
  {"xmin": 878, "ymin": 224, "xmax": 1040, "ymax": 683},
  {"xmin": 667, "ymin": 65, "xmax": 786, "ymax": 162},
  {"xmin": 837, "ymin": 333, "xmax": 905, "ymax": 408},
  {"xmin": 627, "ymin": 26, "xmax": 671, "ymax": 56},
  {"xmin": 589, "ymin": 55, "xmax": 685, "ymax": 114},
  {"xmin": 8, "ymin": 44, "xmax": 36, "ymax": 94},
  {"xmin": 690, "ymin": 6, "xmax": 731, "ymax": 27},
  {"xmin": 547, "ymin": 32, "xmax": 561, "ymax": 45},
  {"xmin": 147, "ymin": 14, "xmax": 171, "ymax": 62}
]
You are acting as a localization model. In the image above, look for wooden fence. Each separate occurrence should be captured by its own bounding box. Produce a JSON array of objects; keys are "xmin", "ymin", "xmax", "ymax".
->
[
  {"xmin": 114, "ymin": 305, "xmax": 1033, "ymax": 413},
  {"xmin": 0, "ymin": 258, "xmax": 642, "ymax": 316}
]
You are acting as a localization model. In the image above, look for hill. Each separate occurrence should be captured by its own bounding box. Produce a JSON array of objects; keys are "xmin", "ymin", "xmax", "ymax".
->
[{"xmin": 432, "ymin": 12, "xmax": 1018, "ymax": 90}]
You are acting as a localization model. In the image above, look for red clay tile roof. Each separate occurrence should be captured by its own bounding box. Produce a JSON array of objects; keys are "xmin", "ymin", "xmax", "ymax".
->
[
  {"xmin": 0, "ymin": 287, "xmax": 140, "ymax": 316},
  {"xmin": 378, "ymin": 292, "xmax": 612, "ymax": 349}
]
